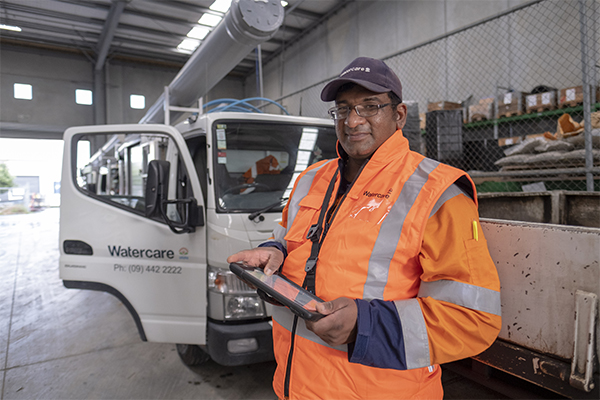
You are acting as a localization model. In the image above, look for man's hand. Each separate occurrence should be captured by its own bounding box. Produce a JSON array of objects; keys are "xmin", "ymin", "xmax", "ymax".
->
[
  {"xmin": 305, "ymin": 297, "xmax": 357, "ymax": 347},
  {"xmin": 226, "ymin": 247, "xmax": 284, "ymax": 275}
]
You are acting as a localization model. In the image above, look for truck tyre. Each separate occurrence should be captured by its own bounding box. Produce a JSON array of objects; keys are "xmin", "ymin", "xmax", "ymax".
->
[{"xmin": 176, "ymin": 344, "xmax": 210, "ymax": 366}]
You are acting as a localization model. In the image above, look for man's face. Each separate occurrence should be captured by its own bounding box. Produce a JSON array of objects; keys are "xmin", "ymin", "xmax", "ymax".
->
[{"xmin": 334, "ymin": 85, "xmax": 406, "ymax": 162}]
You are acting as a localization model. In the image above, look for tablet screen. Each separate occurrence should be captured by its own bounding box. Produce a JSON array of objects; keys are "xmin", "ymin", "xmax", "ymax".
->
[{"xmin": 244, "ymin": 268, "xmax": 320, "ymax": 311}]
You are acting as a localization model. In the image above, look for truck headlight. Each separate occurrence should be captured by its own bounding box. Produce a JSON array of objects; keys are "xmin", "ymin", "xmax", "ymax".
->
[
  {"xmin": 208, "ymin": 266, "xmax": 266, "ymax": 320},
  {"xmin": 225, "ymin": 295, "xmax": 265, "ymax": 319}
]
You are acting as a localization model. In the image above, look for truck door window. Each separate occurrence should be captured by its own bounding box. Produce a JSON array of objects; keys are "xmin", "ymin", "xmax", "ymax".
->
[
  {"xmin": 212, "ymin": 121, "xmax": 337, "ymax": 213},
  {"xmin": 72, "ymin": 132, "xmax": 192, "ymax": 222}
]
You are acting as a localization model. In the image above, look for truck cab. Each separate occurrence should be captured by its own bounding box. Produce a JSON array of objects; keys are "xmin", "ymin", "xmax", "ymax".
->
[{"xmin": 59, "ymin": 111, "xmax": 336, "ymax": 366}]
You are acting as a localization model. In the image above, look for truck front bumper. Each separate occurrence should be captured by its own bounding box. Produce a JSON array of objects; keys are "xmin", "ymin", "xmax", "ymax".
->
[{"xmin": 207, "ymin": 319, "xmax": 274, "ymax": 366}]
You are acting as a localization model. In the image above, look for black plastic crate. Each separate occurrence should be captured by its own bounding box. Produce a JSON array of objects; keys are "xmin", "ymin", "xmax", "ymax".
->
[{"xmin": 425, "ymin": 110, "xmax": 463, "ymax": 162}]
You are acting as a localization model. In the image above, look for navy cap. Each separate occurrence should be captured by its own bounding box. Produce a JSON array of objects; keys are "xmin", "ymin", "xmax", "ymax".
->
[{"xmin": 321, "ymin": 57, "xmax": 403, "ymax": 102}]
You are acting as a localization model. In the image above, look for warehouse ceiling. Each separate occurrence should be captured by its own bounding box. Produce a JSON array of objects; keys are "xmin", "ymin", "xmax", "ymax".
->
[{"xmin": 0, "ymin": 0, "xmax": 348, "ymax": 77}]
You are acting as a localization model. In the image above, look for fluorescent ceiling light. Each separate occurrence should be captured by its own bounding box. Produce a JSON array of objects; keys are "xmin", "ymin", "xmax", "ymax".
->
[
  {"xmin": 281, "ymin": 1, "xmax": 288, "ymax": 7},
  {"xmin": 0, "ymin": 24, "xmax": 21, "ymax": 32},
  {"xmin": 210, "ymin": 0, "xmax": 231, "ymax": 13},
  {"xmin": 187, "ymin": 25, "xmax": 210, "ymax": 40},
  {"xmin": 177, "ymin": 38, "xmax": 200, "ymax": 54},
  {"xmin": 198, "ymin": 13, "xmax": 222, "ymax": 27}
]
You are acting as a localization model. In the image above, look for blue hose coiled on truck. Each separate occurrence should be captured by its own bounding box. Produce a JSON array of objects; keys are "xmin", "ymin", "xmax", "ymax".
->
[{"xmin": 203, "ymin": 97, "xmax": 290, "ymax": 115}]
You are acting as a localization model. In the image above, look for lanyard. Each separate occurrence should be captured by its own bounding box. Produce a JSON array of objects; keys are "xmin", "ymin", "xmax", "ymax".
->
[{"xmin": 303, "ymin": 161, "xmax": 367, "ymax": 294}]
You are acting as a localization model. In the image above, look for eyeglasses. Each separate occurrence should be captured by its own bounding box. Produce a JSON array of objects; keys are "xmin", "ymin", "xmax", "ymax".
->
[{"xmin": 328, "ymin": 103, "xmax": 393, "ymax": 120}]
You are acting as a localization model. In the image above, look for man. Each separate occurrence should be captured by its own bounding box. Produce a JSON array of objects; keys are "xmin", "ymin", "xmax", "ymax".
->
[{"xmin": 228, "ymin": 57, "xmax": 501, "ymax": 399}]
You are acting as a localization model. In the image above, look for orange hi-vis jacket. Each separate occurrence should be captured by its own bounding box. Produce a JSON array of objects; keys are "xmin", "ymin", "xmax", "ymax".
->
[{"xmin": 267, "ymin": 131, "xmax": 502, "ymax": 399}]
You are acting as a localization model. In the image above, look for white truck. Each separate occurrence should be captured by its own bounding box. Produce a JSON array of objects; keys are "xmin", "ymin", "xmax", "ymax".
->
[{"xmin": 59, "ymin": 110, "xmax": 337, "ymax": 366}]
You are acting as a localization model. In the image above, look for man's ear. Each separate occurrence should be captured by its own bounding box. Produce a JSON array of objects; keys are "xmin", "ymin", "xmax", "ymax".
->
[{"xmin": 395, "ymin": 103, "xmax": 408, "ymax": 130}]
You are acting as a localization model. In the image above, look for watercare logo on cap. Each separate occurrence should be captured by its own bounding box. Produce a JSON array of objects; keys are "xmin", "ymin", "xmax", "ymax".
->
[
  {"xmin": 340, "ymin": 66, "xmax": 371, "ymax": 77},
  {"xmin": 320, "ymin": 56, "xmax": 403, "ymax": 102}
]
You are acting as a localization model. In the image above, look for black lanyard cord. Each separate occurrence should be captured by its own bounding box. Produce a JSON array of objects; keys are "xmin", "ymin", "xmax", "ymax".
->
[
  {"xmin": 303, "ymin": 160, "xmax": 368, "ymax": 294},
  {"xmin": 303, "ymin": 169, "xmax": 339, "ymax": 291}
]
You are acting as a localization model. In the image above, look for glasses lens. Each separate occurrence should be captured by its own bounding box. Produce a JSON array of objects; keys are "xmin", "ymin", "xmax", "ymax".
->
[
  {"xmin": 356, "ymin": 105, "xmax": 374, "ymax": 117},
  {"xmin": 329, "ymin": 106, "xmax": 349, "ymax": 120},
  {"xmin": 356, "ymin": 103, "xmax": 389, "ymax": 117}
]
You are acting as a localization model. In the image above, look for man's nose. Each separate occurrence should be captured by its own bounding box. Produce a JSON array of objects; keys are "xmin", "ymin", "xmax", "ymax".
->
[{"xmin": 344, "ymin": 107, "xmax": 366, "ymax": 128}]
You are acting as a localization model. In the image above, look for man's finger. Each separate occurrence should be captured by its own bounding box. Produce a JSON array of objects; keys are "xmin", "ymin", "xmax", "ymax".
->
[
  {"xmin": 226, "ymin": 250, "xmax": 250, "ymax": 264},
  {"xmin": 264, "ymin": 255, "xmax": 283, "ymax": 275},
  {"xmin": 315, "ymin": 300, "xmax": 335, "ymax": 315}
]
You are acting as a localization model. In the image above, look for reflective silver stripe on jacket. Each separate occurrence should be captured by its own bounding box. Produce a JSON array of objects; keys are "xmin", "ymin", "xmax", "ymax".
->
[
  {"xmin": 271, "ymin": 305, "xmax": 347, "ymax": 353},
  {"xmin": 418, "ymin": 280, "xmax": 502, "ymax": 316},
  {"xmin": 393, "ymin": 298, "xmax": 431, "ymax": 369},
  {"xmin": 271, "ymin": 224, "xmax": 287, "ymax": 249},
  {"xmin": 266, "ymin": 160, "xmax": 335, "ymax": 250},
  {"xmin": 363, "ymin": 158, "xmax": 440, "ymax": 300},
  {"xmin": 286, "ymin": 160, "xmax": 336, "ymax": 235},
  {"xmin": 429, "ymin": 183, "xmax": 466, "ymax": 218}
]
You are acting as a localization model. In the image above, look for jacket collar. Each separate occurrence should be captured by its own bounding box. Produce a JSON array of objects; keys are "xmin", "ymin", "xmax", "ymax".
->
[{"xmin": 336, "ymin": 129, "xmax": 410, "ymax": 167}]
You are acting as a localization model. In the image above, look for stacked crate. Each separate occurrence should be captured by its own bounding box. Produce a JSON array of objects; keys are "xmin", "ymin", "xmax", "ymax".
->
[
  {"xmin": 558, "ymin": 85, "xmax": 600, "ymax": 108},
  {"xmin": 425, "ymin": 110, "xmax": 463, "ymax": 163},
  {"xmin": 497, "ymin": 91, "xmax": 527, "ymax": 118},
  {"xmin": 525, "ymin": 90, "xmax": 557, "ymax": 113},
  {"xmin": 402, "ymin": 101, "xmax": 423, "ymax": 154}
]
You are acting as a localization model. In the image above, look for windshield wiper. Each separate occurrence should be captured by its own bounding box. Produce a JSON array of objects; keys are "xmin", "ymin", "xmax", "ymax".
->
[{"xmin": 248, "ymin": 198, "xmax": 288, "ymax": 222}]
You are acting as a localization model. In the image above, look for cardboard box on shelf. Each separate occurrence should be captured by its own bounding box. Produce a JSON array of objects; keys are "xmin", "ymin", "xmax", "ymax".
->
[
  {"xmin": 525, "ymin": 91, "xmax": 557, "ymax": 113},
  {"xmin": 497, "ymin": 91, "xmax": 527, "ymax": 118},
  {"xmin": 427, "ymin": 100, "xmax": 462, "ymax": 112},
  {"xmin": 419, "ymin": 113, "xmax": 426, "ymax": 131},
  {"xmin": 427, "ymin": 101, "xmax": 467, "ymax": 123},
  {"xmin": 468, "ymin": 98, "xmax": 495, "ymax": 122},
  {"xmin": 558, "ymin": 85, "xmax": 600, "ymax": 108}
]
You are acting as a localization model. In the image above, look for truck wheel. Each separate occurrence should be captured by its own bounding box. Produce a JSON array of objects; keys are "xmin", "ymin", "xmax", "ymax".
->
[{"xmin": 176, "ymin": 344, "xmax": 210, "ymax": 366}]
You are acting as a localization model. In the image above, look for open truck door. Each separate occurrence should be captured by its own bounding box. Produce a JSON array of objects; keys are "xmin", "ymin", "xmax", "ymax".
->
[{"xmin": 59, "ymin": 124, "xmax": 207, "ymax": 345}]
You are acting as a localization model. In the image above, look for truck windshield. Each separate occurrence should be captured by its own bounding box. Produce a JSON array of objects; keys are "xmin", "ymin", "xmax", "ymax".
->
[{"xmin": 213, "ymin": 120, "xmax": 337, "ymax": 212}]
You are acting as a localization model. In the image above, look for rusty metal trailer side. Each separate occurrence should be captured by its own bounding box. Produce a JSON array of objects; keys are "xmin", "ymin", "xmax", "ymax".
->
[{"xmin": 467, "ymin": 219, "xmax": 599, "ymax": 398}]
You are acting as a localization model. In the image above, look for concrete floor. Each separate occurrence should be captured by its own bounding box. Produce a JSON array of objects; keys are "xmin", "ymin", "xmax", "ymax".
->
[{"xmin": 1, "ymin": 208, "xmax": 504, "ymax": 400}]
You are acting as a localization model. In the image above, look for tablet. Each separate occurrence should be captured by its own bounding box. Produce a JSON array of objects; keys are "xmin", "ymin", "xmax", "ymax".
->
[{"xmin": 229, "ymin": 262, "xmax": 324, "ymax": 321}]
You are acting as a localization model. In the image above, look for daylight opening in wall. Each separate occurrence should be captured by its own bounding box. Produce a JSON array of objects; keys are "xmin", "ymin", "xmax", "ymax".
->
[
  {"xmin": 14, "ymin": 83, "xmax": 32, "ymax": 100},
  {"xmin": 75, "ymin": 89, "xmax": 93, "ymax": 105},
  {"xmin": 130, "ymin": 94, "xmax": 145, "ymax": 109}
]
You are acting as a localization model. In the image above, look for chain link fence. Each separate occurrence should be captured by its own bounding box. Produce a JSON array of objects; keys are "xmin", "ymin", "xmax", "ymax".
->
[{"xmin": 270, "ymin": 0, "xmax": 600, "ymax": 193}]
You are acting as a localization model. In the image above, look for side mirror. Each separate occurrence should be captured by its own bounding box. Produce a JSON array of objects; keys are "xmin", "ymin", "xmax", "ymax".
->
[
  {"xmin": 145, "ymin": 160, "xmax": 170, "ymax": 218},
  {"xmin": 145, "ymin": 159, "xmax": 204, "ymax": 234}
]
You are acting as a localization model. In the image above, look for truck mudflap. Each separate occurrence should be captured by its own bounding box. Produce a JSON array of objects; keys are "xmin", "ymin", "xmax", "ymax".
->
[{"xmin": 207, "ymin": 320, "xmax": 274, "ymax": 366}]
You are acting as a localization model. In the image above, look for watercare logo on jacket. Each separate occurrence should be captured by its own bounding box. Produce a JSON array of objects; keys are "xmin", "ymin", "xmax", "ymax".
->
[
  {"xmin": 363, "ymin": 188, "xmax": 393, "ymax": 199},
  {"xmin": 108, "ymin": 245, "xmax": 175, "ymax": 259}
]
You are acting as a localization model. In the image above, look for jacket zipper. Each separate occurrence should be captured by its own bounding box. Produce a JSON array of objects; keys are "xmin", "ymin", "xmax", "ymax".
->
[
  {"xmin": 282, "ymin": 160, "xmax": 367, "ymax": 397},
  {"xmin": 283, "ymin": 314, "xmax": 299, "ymax": 398}
]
